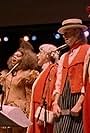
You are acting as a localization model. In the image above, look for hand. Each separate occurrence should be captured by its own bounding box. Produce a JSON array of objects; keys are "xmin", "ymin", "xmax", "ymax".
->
[
  {"xmin": 37, "ymin": 120, "xmax": 44, "ymax": 126},
  {"xmin": 53, "ymin": 103, "xmax": 61, "ymax": 117},
  {"xmin": 71, "ymin": 103, "xmax": 82, "ymax": 116},
  {"xmin": 0, "ymin": 75, "xmax": 6, "ymax": 85}
]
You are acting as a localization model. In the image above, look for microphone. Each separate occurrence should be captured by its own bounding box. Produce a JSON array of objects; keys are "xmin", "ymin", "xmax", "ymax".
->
[
  {"xmin": 6, "ymin": 63, "xmax": 19, "ymax": 77},
  {"xmin": 48, "ymin": 44, "xmax": 69, "ymax": 59},
  {"xmin": 52, "ymin": 44, "xmax": 68, "ymax": 52}
]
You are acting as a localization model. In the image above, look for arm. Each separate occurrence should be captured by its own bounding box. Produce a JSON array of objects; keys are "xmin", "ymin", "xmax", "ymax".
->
[
  {"xmin": 52, "ymin": 55, "xmax": 66, "ymax": 117},
  {"xmin": 52, "ymin": 93, "xmax": 61, "ymax": 117},
  {"xmin": 0, "ymin": 70, "xmax": 7, "ymax": 86},
  {"xmin": 71, "ymin": 48, "xmax": 90, "ymax": 116},
  {"xmin": 0, "ymin": 70, "xmax": 8, "ymax": 109},
  {"xmin": 83, "ymin": 48, "xmax": 90, "ymax": 83}
]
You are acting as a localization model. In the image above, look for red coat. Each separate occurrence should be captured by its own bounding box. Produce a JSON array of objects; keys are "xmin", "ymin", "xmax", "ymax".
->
[
  {"xmin": 28, "ymin": 64, "xmax": 57, "ymax": 133},
  {"xmin": 83, "ymin": 82, "xmax": 90, "ymax": 133},
  {"xmin": 59, "ymin": 44, "xmax": 90, "ymax": 94}
]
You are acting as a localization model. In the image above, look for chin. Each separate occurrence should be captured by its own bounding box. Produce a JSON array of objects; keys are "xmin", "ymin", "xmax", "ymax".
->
[
  {"xmin": 38, "ymin": 64, "xmax": 42, "ymax": 67},
  {"xmin": 38, "ymin": 62, "xmax": 42, "ymax": 67},
  {"xmin": 12, "ymin": 62, "xmax": 17, "ymax": 67}
]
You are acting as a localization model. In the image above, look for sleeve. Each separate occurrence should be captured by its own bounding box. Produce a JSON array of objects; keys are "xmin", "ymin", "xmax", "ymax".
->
[
  {"xmin": 0, "ymin": 70, "xmax": 8, "ymax": 86},
  {"xmin": 53, "ymin": 54, "xmax": 66, "ymax": 96},
  {"xmin": 25, "ymin": 70, "xmax": 39, "ymax": 86},
  {"xmin": 82, "ymin": 47, "xmax": 90, "ymax": 93}
]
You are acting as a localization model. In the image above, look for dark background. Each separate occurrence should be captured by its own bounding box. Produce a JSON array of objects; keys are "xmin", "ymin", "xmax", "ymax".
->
[
  {"xmin": 0, "ymin": 0, "xmax": 90, "ymax": 69},
  {"xmin": 0, "ymin": 0, "xmax": 90, "ymax": 26}
]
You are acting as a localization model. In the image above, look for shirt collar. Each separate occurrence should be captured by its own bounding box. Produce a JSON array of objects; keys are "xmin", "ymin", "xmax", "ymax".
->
[{"xmin": 42, "ymin": 62, "xmax": 52, "ymax": 70}]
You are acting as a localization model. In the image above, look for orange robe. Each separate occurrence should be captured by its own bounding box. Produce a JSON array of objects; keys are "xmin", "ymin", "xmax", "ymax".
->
[
  {"xmin": 28, "ymin": 64, "xmax": 57, "ymax": 133},
  {"xmin": 83, "ymin": 82, "xmax": 90, "ymax": 133}
]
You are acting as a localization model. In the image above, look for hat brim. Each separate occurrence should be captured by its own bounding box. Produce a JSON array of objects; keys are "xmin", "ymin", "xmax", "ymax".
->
[{"xmin": 58, "ymin": 24, "xmax": 88, "ymax": 34}]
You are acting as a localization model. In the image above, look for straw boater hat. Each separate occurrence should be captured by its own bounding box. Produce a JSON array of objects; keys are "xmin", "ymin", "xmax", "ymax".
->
[
  {"xmin": 58, "ymin": 18, "xmax": 88, "ymax": 34},
  {"xmin": 39, "ymin": 43, "xmax": 59, "ymax": 62}
]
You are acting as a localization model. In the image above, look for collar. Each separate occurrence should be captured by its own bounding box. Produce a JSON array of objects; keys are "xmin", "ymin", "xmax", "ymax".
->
[
  {"xmin": 42, "ymin": 62, "xmax": 52, "ymax": 70},
  {"xmin": 69, "ymin": 41, "xmax": 83, "ymax": 53}
]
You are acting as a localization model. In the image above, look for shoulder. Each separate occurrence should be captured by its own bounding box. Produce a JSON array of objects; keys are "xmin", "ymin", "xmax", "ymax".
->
[
  {"xmin": 49, "ymin": 64, "xmax": 58, "ymax": 74},
  {"xmin": 27, "ymin": 69, "xmax": 39, "ymax": 78},
  {"xmin": 81, "ymin": 44, "xmax": 90, "ymax": 51},
  {"xmin": 57, "ymin": 52, "xmax": 67, "ymax": 65}
]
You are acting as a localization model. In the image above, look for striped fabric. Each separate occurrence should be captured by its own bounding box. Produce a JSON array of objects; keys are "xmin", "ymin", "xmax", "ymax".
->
[{"xmin": 53, "ymin": 79, "xmax": 83, "ymax": 133}]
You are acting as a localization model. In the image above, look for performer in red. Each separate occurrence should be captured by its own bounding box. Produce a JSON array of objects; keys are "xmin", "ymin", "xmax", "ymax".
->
[
  {"xmin": 52, "ymin": 18, "xmax": 90, "ymax": 133},
  {"xmin": 83, "ymin": 56, "xmax": 90, "ymax": 133},
  {"xmin": 27, "ymin": 43, "xmax": 59, "ymax": 133}
]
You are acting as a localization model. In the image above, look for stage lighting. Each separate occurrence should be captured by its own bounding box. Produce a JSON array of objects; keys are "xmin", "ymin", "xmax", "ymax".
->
[
  {"xmin": 24, "ymin": 36, "xmax": 29, "ymax": 41},
  {"xmin": 84, "ymin": 31, "xmax": 89, "ymax": 37},
  {"xmin": 54, "ymin": 33, "xmax": 60, "ymax": 39},
  {"xmin": 31, "ymin": 35, "xmax": 37, "ymax": 41},
  {"xmin": 3, "ymin": 37, "xmax": 8, "ymax": 42}
]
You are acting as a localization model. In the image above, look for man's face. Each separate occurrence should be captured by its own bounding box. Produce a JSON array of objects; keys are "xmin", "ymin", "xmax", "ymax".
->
[
  {"xmin": 62, "ymin": 28, "xmax": 80, "ymax": 47},
  {"xmin": 37, "ymin": 50, "xmax": 48, "ymax": 66},
  {"xmin": 11, "ymin": 51, "xmax": 23, "ymax": 66}
]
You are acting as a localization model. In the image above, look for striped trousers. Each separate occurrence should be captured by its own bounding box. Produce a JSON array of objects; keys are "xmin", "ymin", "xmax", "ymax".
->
[{"xmin": 53, "ymin": 79, "xmax": 83, "ymax": 133}]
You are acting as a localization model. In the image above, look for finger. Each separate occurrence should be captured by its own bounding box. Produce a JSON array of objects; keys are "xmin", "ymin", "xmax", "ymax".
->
[
  {"xmin": 53, "ymin": 111, "xmax": 60, "ymax": 118},
  {"xmin": 57, "ymin": 111, "xmax": 61, "ymax": 117}
]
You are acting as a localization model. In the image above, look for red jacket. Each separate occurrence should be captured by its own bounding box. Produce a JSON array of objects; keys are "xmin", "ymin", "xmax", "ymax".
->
[
  {"xmin": 28, "ymin": 64, "xmax": 57, "ymax": 133},
  {"xmin": 59, "ymin": 44, "xmax": 90, "ymax": 94}
]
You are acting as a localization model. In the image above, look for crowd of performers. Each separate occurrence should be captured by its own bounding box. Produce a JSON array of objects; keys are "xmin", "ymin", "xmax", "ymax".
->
[{"xmin": 0, "ymin": 18, "xmax": 90, "ymax": 133}]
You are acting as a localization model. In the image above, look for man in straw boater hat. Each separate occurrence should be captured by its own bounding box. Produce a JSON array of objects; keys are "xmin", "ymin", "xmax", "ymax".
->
[
  {"xmin": 27, "ymin": 43, "xmax": 59, "ymax": 133},
  {"xmin": 52, "ymin": 18, "xmax": 90, "ymax": 133},
  {"xmin": 0, "ymin": 38, "xmax": 39, "ymax": 133}
]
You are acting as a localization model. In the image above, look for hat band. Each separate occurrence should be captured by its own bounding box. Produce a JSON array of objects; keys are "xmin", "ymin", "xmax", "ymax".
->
[{"xmin": 62, "ymin": 22, "xmax": 82, "ymax": 27}]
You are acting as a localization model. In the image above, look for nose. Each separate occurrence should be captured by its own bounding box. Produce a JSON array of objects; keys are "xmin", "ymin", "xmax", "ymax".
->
[
  {"xmin": 13, "ymin": 55, "xmax": 16, "ymax": 59},
  {"xmin": 37, "ymin": 54, "xmax": 39, "ymax": 58},
  {"xmin": 37, "ymin": 54, "xmax": 39, "ymax": 60},
  {"xmin": 37, "ymin": 53, "xmax": 40, "ymax": 57}
]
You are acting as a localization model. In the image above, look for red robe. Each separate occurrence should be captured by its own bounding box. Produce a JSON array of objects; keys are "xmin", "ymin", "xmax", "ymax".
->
[
  {"xmin": 83, "ymin": 81, "xmax": 90, "ymax": 133},
  {"xmin": 28, "ymin": 64, "xmax": 57, "ymax": 133}
]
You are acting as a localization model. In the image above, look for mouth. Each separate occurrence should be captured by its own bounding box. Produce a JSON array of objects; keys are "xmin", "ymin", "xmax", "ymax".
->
[{"xmin": 12, "ymin": 57, "xmax": 17, "ymax": 63}]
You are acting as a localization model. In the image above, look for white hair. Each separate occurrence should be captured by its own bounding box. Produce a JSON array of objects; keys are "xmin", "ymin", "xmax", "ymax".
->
[{"xmin": 39, "ymin": 43, "xmax": 59, "ymax": 62}]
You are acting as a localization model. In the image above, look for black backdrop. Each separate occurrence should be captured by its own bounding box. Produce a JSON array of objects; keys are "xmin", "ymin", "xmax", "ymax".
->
[
  {"xmin": 0, "ymin": 0, "xmax": 90, "ymax": 26},
  {"xmin": 0, "ymin": 0, "xmax": 90, "ymax": 69}
]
